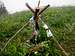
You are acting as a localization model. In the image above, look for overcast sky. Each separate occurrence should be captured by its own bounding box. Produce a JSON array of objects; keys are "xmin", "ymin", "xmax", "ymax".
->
[{"xmin": 1, "ymin": 0, "xmax": 75, "ymax": 14}]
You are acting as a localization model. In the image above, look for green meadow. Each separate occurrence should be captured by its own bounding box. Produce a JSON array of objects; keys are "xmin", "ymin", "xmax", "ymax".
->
[{"xmin": 0, "ymin": 6, "xmax": 75, "ymax": 56}]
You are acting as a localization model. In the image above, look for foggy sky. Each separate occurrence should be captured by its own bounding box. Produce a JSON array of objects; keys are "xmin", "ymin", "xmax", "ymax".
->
[{"xmin": 1, "ymin": 0, "xmax": 75, "ymax": 14}]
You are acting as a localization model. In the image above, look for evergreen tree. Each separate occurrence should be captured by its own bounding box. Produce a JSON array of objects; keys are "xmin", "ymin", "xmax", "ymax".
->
[{"xmin": 0, "ymin": 1, "xmax": 8, "ymax": 16}]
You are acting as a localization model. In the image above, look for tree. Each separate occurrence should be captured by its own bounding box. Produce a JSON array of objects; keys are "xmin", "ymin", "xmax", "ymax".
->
[{"xmin": 0, "ymin": 1, "xmax": 8, "ymax": 16}]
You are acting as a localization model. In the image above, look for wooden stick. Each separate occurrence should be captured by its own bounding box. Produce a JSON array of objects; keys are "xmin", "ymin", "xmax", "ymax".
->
[
  {"xmin": 34, "ymin": 9, "xmax": 40, "ymax": 30},
  {"xmin": 38, "ymin": 0, "xmax": 40, "ymax": 8},
  {"xmin": 52, "ymin": 36, "xmax": 69, "ymax": 56},
  {"xmin": 40, "ymin": 18, "xmax": 69, "ymax": 56},
  {"xmin": 1, "ymin": 21, "xmax": 30, "ymax": 52},
  {"xmin": 26, "ymin": 3, "xmax": 35, "ymax": 13},
  {"xmin": 38, "ymin": 4, "xmax": 50, "ymax": 15}
]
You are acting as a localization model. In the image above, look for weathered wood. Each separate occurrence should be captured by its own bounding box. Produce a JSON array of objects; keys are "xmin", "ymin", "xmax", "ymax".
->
[
  {"xmin": 26, "ymin": 3, "xmax": 35, "ymax": 13},
  {"xmin": 52, "ymin": 36, "xmax": 69, "ymax": 56},
  {"xmin": 38, "ymin": 0, "xmax": 40, "ymax": 7},
  {"xmin": 34, "ymin": 8, "xmax": 40, "ymax": 30},
  {"xmin": 26, "ymin": 1, "xmax": 68, "ymax": 56},
  {"xmin": 38, "ymin": 5, "xmax": 50, "ymax": 15},
  {"xmin": 1, "ymin": 21, "xmax": 30, "ymax": 52}
]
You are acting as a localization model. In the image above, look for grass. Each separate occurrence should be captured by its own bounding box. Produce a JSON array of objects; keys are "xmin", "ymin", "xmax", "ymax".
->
[{"xmin": 0, "ymin": 6, "xmax": 75, "ymax": 56}]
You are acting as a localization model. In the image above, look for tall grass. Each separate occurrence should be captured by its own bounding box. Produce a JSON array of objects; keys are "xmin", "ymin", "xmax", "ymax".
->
[{"xmin": 0, "ymin": 7, "xmax": 75, "ymax": 56}]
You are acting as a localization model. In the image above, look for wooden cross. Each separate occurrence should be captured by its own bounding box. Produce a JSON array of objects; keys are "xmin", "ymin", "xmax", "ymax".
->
[{"xmin": 26, "ymin": 0, "xmax": 50, "ymax": 31}]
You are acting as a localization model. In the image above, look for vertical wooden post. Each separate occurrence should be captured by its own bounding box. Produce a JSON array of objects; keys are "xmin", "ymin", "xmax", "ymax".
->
[{"xmin": 34, "ymin": 8, "xmax": 40, "ymax": 30}]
